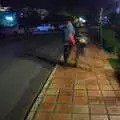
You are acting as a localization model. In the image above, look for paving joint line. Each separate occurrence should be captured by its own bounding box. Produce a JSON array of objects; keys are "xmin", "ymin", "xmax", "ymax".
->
[{"xmin": 95, "ymin": 70, "xmax": 111, "ymax": 120}]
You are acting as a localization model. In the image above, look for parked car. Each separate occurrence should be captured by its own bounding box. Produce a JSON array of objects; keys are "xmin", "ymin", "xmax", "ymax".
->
[
  {"xmin": 36, "ymin": 24, "xmax": 53, "ymax": 32},
  {"xmin": 0, "ymin": 26, "xmax": 25, "ymax": 35}
]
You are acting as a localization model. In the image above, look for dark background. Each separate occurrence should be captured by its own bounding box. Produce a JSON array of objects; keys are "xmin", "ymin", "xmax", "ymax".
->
[{"xmin": 1, "ymin": 0, "xmax": 116, "ymax": 12}]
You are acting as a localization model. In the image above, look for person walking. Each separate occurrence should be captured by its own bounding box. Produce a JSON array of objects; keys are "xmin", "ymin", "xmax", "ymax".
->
[{"xmin": 63, "ymin": 20, "xmax": 76, "ymax": 65}]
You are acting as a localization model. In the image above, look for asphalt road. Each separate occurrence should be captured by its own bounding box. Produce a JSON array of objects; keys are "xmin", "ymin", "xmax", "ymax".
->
[{"xmin": 0, "ymin": 33, "xmax": 63, "ymax": 120}]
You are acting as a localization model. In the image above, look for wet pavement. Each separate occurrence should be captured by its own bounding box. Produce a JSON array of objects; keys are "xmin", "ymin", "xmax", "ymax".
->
[{"xmin": 29, "ymin": 45, "xmax": 120, "ymax": 120}]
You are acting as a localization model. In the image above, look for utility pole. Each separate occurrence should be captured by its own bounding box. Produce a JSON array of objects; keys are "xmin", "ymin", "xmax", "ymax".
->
[{"xmin": 99, "ymin": 8, "xmax": 104, "ymax": 49}]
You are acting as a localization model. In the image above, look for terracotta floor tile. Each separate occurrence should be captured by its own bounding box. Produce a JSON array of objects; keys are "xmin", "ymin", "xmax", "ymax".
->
[
  {"xmin": 75, "ymin": 81, "xmax": 86, "ymax": 85},
  {"xmin": 52, "ymin": 79, "xmax": 64, "ymax": 85},
  {"xmin": 49, "ymin": 84, "xmax": 58, "ymax": 89},
  {"xmin": 86, "ymin": 80, "xmax": 98, "ymax": 85},
  {"xmin": 98, "ymin": 80, "xmax": 110, "ymax": 85},
  {"xmin": 62, "ymin": 84, "xmax": 74, "ymax": 89},
  {"xmin": 88, "ymin": 91, "xmax": 102, "ymax": 97},
  {"xmin": 117, "ymin": 98, "xmax": 120, "ymax": 105},
  {"xmin": 58, "ymin": 95, "xmax": 72, "ymax": 103},
  {"xmin": 90, "ymin": 105, "xmax": 107, "ymax": 114},
  {"xmin": 63, "ymin": 79, "xmax": 74, "ymax": 84},
  {"xmin": 55, "ymin": 104, "xmax": 72, "ymax": 113},
  {"xmin": 54, "ymin": 71, "xmax": 65, "ymax": 78},
  {"xmin": 73, "ymin": 105, "xmax": 89, "ymax": 114},
  {"xmin": 97, "ymin": 75, "xmax": 107, "ymax": 79},
  {"xmin": 89, "ymin": 97, "xmax": 104, "ymax": 105},
  {"xmin": 55, "ymin": 82, "xmax": 73, "ymax": 89},
  {"xmin": 74, "ymin": 85, "xmax": 86, "ymax": 90},
  {"xmin": 76, "ymin": 73, "xmax": 86, "ymax": 78},
  {"xmin": 51, "ymin": 79, "xmax": 61, "ymax": 84},
  {"xmin": 53, "ymin": 75, "xmax": 64, "ymax": 79},
  {"xmin": 87, "ymin": 85, "xmax": 100, "ymax": 90},
  {"xmin": 91, "ymin": 115, "xmax": 108, "ymax": 120},
  {"xmin": 62, "ymin": 75, "xmax": 74, "ymax": 80},
  {"xmin": 59, "ymin": 89, "xmax": 73, "ymax": 96},
  {"xmin": 64, "ymin": 71, "xmax": 74, "ymax": 76},
  {"xmin": 110, "ymin": 80, "xmax": 119, "ymax": 85},
  {"xmin": 39, "ymin": 103, "xmax": 55, "ymax": 112},
  {"xmin": 104, "ymin": 97, "xmax": 118, "ymax": 105},
  {"xmin": 115, "ymin": 91, "xmax": 120, "ymax": 97},
  {"xmin": 46, "ymin": 89, "xmax": 59, "ymax": 96},
  {"xmin": 72, "ymin": 114, "xmax": 89, "ymax": 120},
  {"xmin": 43, "ymin": 96, "xmax": 57, "ymax": 103},
  {"xmin": 100, "ymin": 85, "xmax": 113, "ymax": 90},
  {"xmin": 50, "ymin": 113, "xmax": 71, "ymax": 120},
  {"xmin": 102, "ymin": 91, "xmax": 116, "ymax": 97},
  {"xmin": 34, "ymin": 112, "xmax": 52, "ymax": 120},
  {"xmin": 74, "ymin": 90, "xmax": 87, "ymax": 97},
  {"xmin": 107, "ymin": 106, "xmax": 120, "ymax": 115},
  {"xmin": 33, "ymin": 46, "xmax": 120, "ymax": 120},
  {"xmin": 73, "ymin": 97, "xmax": 88, "ymax": 104},
  {"xmin": 74, "ymin": 84, "xmax": 85, "ymax": 89},
  {"xmin": 109, "ymin": 116, "xmax": 120, "ymax": 120},
  {"xmin": 112, "ymin": 85, "xmax": 120, "ymax": 90},
  {"xmin": 84, "ymin": 74, "xmax": 96, "ymax": 80},
  {"xmin": 105, "ymin": 71, "xmax": 114, "ymax": 78},
  {"xmin": 75, "ymin": 76, "xmax": 86, "ymax": 80}
]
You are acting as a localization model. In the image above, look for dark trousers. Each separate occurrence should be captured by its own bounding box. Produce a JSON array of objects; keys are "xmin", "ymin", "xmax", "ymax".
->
[
  {"xmin": 64, "ymin": 45, "xmax": 72, "ymax": 63},
  {"xmin": 75, "ymin": 43, "xmax": 85, "ymax": 65}
]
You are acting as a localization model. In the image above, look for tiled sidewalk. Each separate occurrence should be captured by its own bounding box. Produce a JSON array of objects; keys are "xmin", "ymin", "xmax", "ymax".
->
[{"xmin": 31, "ymin": 45, "xmax": 120, "ymax": 120}]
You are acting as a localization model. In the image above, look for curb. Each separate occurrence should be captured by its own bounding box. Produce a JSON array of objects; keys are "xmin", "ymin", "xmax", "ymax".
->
[{"xmin": 25, "ymin": 64, "xmax": 58, "ymax": 120}]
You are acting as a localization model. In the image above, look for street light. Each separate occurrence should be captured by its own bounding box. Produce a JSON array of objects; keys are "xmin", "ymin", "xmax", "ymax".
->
[{"xmin": 5, "ymin": 16, "xmax": 14, "ymax": 21}]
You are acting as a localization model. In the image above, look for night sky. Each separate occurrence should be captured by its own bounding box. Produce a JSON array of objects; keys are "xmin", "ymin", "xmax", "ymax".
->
[{"xmin": 1, "ymin": 0, "xmax": 116, "ymax": 11}]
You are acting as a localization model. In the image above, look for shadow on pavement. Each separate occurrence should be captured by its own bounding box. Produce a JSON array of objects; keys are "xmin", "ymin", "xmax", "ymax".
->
[{"xmin": 22, "ymin": 51, "xmax": 76, "ymax": 68}]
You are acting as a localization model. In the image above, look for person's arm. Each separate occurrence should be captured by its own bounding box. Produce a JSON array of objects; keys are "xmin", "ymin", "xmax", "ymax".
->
[{"xmin": 72, "ymin": 26, "xmax": 75, "ymax": 35}]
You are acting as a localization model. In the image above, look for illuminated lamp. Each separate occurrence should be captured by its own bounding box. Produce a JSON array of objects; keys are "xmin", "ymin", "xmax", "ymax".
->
[{"xmin": 5, "ymin": 16, "xmax": 14, "ymax": 21}]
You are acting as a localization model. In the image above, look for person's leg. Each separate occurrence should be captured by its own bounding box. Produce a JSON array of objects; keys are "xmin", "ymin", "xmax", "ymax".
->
[
  {"xmin": 75, "ymin": 45, "xmax": 80, "ymax": 67},
  {"xmin": 84, "ymin": 47, "xmax": 91, "ymax": 67},
  {"xmin": 64, "ymin": 45, "xmax": 69, "ymax": 64}
]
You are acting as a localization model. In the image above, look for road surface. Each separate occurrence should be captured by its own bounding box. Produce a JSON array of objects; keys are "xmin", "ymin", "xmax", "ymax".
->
[{"xmin": 0, "ymin": 33, "xmax": 63, "ymax": 120}]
